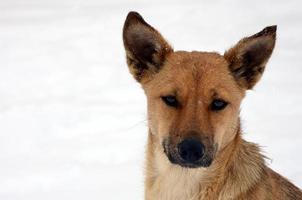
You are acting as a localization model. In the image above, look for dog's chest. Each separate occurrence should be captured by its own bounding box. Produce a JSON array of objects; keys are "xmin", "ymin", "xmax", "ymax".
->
[
  {"xmin": 146, "ymin": 146, "xmax": 205, "ymax": 200},
  {"xmin": 148, "ymin": 165, "xmax": 203, "ymax": 200}
]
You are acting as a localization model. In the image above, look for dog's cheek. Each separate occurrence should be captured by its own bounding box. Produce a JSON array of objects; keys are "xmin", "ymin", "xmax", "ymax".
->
[
  {"xmin": 221, "ymin": 121, "xmax": 238, "ymax": 150},
  {"xmin": 147, "ymin": 99, "xmax": 172, "ymax": 141},
  {"xmin": 147, "ymin": 104, "xmax": 159, "ymax": 137},
  {"xmin": 212, "ymin": 109, "xmax": 239, "ymax": 151},
  {"xmin": 156, "ymin": 109, "xmax": 175, "ymax": 143},
  {"xmin": 213, "ymin": 123, "xmax": 227, "ymax": 151}
]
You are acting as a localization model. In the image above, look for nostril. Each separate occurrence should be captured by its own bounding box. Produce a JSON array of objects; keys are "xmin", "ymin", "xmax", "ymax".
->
[{"xmin": 178, "ymin": 139, "xmax": 204, "ymax": 163}]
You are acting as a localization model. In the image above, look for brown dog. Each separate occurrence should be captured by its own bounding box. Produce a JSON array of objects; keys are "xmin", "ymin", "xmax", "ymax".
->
[{"xmin": 122, "ymin": 11, "xmax": 302, "ymax": 200}]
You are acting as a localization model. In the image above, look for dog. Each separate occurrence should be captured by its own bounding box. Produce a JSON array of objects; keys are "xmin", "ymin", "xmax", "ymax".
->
[{"xmin": 122, "ymin": 11, "xmax": 302, "ymax": 200}]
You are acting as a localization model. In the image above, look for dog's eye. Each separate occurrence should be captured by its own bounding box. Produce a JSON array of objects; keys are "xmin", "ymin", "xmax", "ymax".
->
[
  {"xmin": 210, "ymin": 99, "xmax": 228, "ymax": 111},
  {"xmin": 161, "ymin": 95, "xmax": 179, "ymax": 107}
]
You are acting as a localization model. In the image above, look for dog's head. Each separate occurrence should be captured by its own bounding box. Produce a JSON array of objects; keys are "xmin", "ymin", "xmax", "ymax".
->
[{"xmin": 123, "ymin": 12, "xmax": 276, "ymax": 168}]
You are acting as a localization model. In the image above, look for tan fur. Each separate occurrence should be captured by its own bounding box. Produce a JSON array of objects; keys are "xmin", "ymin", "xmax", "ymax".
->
[{"xmin": 123, "ymin": 12, "xmax": 302, "ymax": 200}]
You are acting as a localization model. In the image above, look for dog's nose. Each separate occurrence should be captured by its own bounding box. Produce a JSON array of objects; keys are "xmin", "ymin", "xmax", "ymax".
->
[{"xmin": 178, "ymin": 139, "xmax": 204, "ymax": 163}]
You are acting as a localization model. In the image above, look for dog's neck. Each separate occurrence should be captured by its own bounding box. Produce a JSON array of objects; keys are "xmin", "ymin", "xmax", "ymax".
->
[
  {"xmin": 145, "ymin": 128, "xmax": 267, "ymax": 199},
  {"xmin": 199, "ymin": 131, "xmax": 267, "ymax": 198}
]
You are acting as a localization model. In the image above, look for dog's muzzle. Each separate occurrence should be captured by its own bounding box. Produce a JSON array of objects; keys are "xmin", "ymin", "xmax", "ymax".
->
[
  {"xmin": 178, "ymin": 138, "xmax": 205, "ymax": 163},
  {"xmin": 163, "ymin": 137, "xmax": 215, "ymax": 168}
]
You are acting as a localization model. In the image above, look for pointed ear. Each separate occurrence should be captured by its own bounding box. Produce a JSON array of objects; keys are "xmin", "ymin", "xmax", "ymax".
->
[
  {"xmin": 224, "ymin": 26, "xmax": 277, "ymax": 89},
  {"xmin": 123, "ymin": 12, "xmax": 173, "ymax": 82}
]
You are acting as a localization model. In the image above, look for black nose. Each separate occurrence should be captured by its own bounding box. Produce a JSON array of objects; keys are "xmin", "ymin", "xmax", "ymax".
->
[{"xmin": 178, "ymin": 139, "xmax": 204, "ymax": 163}]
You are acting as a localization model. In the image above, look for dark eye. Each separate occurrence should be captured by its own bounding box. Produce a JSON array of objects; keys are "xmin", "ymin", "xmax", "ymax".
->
[
  {"xmin": 161, "ymin": 95, "xmax": 179, "ymax": 107},
  {"xmin": 210, "ymin": 99, "xmax": 228, "ymax": 111}
]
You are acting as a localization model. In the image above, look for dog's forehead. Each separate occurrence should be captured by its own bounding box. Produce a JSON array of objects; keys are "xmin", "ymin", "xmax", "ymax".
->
[
  {"xmin": 168, "ymin": 51, "xmax": 226, "ymax": 71},
  {"xmin": 143, "ymin": 51, "xmax": 241, "ymax": 102},
  {"xmin": 146, "ymin": 50, "xmax": 242, "ymax": 100},
  {"xmin": 162, "ymin": 51, "xmax": 232, "ymax": 84}
]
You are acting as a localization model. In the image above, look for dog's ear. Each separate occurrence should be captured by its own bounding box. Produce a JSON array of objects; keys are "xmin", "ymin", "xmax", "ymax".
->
[
  {"xmin": 224, "ymin": 26, "xmax": 277, "ymax": 89},
  {"xmin": 123, "ymin": 12, "xmax": 173, "ymax": 82}
]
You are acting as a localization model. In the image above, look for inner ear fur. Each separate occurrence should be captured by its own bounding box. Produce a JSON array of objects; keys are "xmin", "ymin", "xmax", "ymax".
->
[
  {"xmin": 224, "ymin": 26, "xmax": 277, "ymax": 89},
  {"xmin": 123, "ymin": 11, "xmax": 173, "ymax": 82}
]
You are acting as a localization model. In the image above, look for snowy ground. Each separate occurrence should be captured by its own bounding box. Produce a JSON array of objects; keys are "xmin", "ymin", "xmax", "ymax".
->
[{"xmin": 0, "ymin": 0, "xmax": 301, "ymax": 199}]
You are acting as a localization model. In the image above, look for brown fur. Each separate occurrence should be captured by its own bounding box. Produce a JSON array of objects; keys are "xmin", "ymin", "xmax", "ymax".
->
[{"xmin": 122, "ymin": 11, "xmax": 302, "ymax": 200}]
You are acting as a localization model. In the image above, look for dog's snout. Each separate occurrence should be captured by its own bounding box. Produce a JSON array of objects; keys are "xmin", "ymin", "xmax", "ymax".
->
[{"xmin": 178, "ymin": 139, "xmax": 204, "ymax": 163}]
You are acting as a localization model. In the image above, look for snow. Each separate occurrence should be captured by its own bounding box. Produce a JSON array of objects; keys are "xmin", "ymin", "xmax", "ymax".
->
[{"xmin": 0, "ymin": 0, "xmax": 301, "ymax": 199}]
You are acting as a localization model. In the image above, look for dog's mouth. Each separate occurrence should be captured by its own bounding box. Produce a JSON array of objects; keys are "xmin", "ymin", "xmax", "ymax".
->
[{"xmin": 163, "ymin": 138, "xmax": 216, "ymax": 168}]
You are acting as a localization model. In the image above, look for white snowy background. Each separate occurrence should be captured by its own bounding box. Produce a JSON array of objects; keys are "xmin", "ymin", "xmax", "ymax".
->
[{"xmin": 0, "ymin": 0, "xmax": 301, "ymax": 199}]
